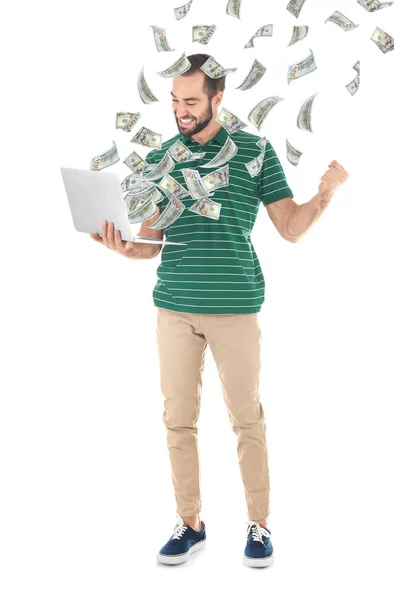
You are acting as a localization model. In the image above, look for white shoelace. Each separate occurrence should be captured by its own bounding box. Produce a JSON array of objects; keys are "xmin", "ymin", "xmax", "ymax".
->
[
  {"xmin": 171, "ymin": 515, "xmax": 188, "ymax": 539},
  {"xmin": 246, "ymin": 520, "xmax": 271, "ymax": 545}
]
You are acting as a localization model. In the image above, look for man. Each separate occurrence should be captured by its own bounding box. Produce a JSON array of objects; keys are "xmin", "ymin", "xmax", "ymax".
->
[{"xmin": 90, "ymin": 53, "xmax": 349, "ymax": 568}]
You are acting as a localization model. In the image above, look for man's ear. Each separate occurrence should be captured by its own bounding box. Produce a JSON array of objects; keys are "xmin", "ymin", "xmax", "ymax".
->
[{"xmin": 214, "ymin": 91, "xmax": 223, "ymax": 107}]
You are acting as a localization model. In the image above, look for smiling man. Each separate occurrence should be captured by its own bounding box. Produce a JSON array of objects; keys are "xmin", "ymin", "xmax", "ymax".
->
[{"xmin": 90, "ymin": 53, "xmax": 349, "ymax": 568}]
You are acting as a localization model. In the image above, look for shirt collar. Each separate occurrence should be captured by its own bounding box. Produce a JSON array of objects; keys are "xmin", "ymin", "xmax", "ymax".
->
[{"xmin": 180, "ymin": 126, "xmax": 229, "ymax": 147}]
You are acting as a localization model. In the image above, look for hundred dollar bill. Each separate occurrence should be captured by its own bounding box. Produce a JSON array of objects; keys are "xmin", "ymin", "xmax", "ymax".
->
[
  {"xmin": 148, "ymin": 195, "xmax": 186, "ymax": 229},
  {"xmin": 246, "ymin": 153, "xmax": 264, "ymax": 178},
  {"xmin": 286, "ymin": 138, "xmax": 302, "ymax": 166},
  {"xmin": 168, "ymin": 140, "xmax": 206, "ymax": 162},
  {"xmin": 131, "ymin": 127, "xmax": 162, "ymax": 149},
  {"xmin": 370, "ymin": 26, "xmax": 394, "ymax": 53},
  {"xmin": 297, "ymin": 92, "xmax": 318, "ymax": 132},
  {"xmin": 245, "ymin": 25, "xmax": 273, "ymax": 48},
  {"xmin": 159, "ymin": 173, "xmax": 190, "ymax": 200},
  {"xmin": 288, "ymin": 25, "xmax": 309, "ymax": 46},
  {"xmin": 125, "ymin": 187, "xmax": 159, "ymax": 218},
  {"xmin": 157, "ymin": 52, "xmax": 192, "ymax": 77},
  {"xmin": 116, "ymin": 112, "xmax": 141, "ymax": 132},
  {"xmin": 201, "ymin": 56, "xmax": 238, "ymax": 79},
  {"xmin": 200, "ymin": 136, "xmax": 238, "ymax": 169},
  {"xmin": 193, "ymin": 25, "xmax": 217, "ymax": 45},
  {"xmin": 236, "ymin": 59, "xmax": 266, "ymax": 91},
  {"xmin": 142, "ymin": 152, "xmax": 175, "ymax": 181},
  {"xmin": 123, "ymin": 150, "xmax": 146, "ymax": 173},
  {"xmin": 357, "ymin": 0, "xmax": 393, "ymax": 11},
  {"xmin": 201, "ymin": 165, "xmax": 229, "ymax": 191},
  {"xmin": 287, "ymin": 49, "xmax": 317, "ymax": 84},
  {"xmin": 255, "ymin": 136, "xmax": 267, "ymax": 154},
  {"xmin": 138, "ymin": 68, "xmax": 159, "ymax": 104},
  {"xmin": 188, "ymin": 197, "xmax": 221, "ymax": 220},
  {"xmin": 90, "ymin": 141, "xmax": 119, "ymax": 171},
  {"xmin": 286, "ymin": 0, "xmax": 308, "ymax": 18},
  {"xmin": 248, "ymin": 96, "xmax": 284, "ymax": 130},
  {"xmin": 182, "ymin": 169, "xmax": 215, "ymax": 199},
  {"xmin": 325, "ymin": 11, "xmax": 359, "ymax": 31},
  {"xmin": 127, "ymin": 199, "xmax": 159, "ymax": 225},
  {"xmin": 353, "ymin": 60, "xmax": 360, "ymax": 75},
  {"xmin": 174, "ymin": 0, "xmax": 193, "ymax": 20},
  {"xmin": 226, "ymin": 0, "xmax": 241, "ymax": 18},
  {"xmin": 121, "ymin": 174, "xmax": 152, "ymax": 193},
  {"xmin": 151, "ymin": 25, "xmax": 175, "ymax": 52},
  {"xmin": 216, "ymin": 107, "xmax": 247, "ymax": 134},
  {"xmin": 346, "ymin": 61, "xmax": 360, "ymax": 95}
]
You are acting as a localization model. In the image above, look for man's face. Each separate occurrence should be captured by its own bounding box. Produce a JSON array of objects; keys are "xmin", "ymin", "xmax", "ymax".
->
[{"xmin": 171, "ymin": 70, "xmax": 217, "ymax": 137}]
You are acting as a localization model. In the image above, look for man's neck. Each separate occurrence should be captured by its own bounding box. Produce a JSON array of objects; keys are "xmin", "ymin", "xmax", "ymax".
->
[{"xmin": 190, "ymin": 120, "xmax": 222, "ymax": 146}]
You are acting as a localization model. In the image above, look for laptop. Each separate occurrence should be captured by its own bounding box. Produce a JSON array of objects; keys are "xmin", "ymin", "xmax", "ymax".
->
[{"xmin": 60, "ymin": 167, "xmax": 187, "ymax": 246}]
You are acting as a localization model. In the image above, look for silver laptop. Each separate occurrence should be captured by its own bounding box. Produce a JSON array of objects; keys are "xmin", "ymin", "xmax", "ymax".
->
[{"xmin": 60, "ymin": 167, "xmax": 187, "ymax": 245}]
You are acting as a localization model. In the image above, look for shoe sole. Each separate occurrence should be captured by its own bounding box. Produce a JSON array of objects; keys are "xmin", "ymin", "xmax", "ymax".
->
[
  {"xmin": 243, "ymin": 552, "xmax": 274, "ymax": 568},
  {"xmin": 157, "ymin": 539, "xmax": 206, "ymax": 565}
]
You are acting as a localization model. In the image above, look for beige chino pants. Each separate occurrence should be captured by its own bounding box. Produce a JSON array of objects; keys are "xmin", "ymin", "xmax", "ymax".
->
[{"xmin": 156, "ymin": 307, "xmax": 270, "ymax": 521}]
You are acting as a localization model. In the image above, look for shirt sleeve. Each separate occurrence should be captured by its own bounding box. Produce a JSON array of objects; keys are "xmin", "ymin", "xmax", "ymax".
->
[{"xmin": 258, "ymin": 139, "xmax": 294, "ymax": 206}]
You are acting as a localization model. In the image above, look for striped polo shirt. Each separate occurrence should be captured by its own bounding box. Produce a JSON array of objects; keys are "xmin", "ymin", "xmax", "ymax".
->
[{"xmin": 144, "ymin": 126, "xmax": 293, "ymax": 315}]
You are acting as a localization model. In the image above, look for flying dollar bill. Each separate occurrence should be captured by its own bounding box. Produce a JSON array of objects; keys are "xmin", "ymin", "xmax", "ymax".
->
[
  {"xmin": 168, "ymin": 140, "xmax": 206, "ymax": 162},
  {"xmin": 130, "ymin": 127, "xmax": 162, "ymax": 150},
  {"xmin": 286, "ymin": 138, "xmax": 303, "ymax": 166},
  {"xmin": 288, "ymin": 25, "xmax": 309, "ymax": 46},
  {"xmin": 123, "ymin": 151, "xmax": 147, "ymax": 174},
  {"xmin": 370, "ymin": 26, "xmax": 394, "ymax": 53},
  {"xmin": 138, "ymin": 68, "xmax": 159, "ymax": 104},
  {"xmin": 246, "ymin": 153, "xmax": 264, "ymax": 177},
  {"xmin": 236, "ymin": 59, "xmax": 266, "ymax": 91},
  {"xmin": 148, "ymin": 195, "xmax": 186, "ymax": 229},
  {"xmin": 193, "ymin": 25, "xmax": 217, "ymax": 45},
  {"xmin": 157, "ymin": 52, "xmax": 192, "ymax": 77},
  {"xmin": 174, "ymin": 0, "xmax": 193, "ymax": 20},
  {"xmin": 226, "ymin": 0, "xmax": 241, "ymax": 18},
  {"xmin": 201, "ymin": 165, "xmax": 229, "ymax": 191},
  {"xmin": 248, "ymin": 96, "xmax": 284, "ymax": 130},
  {"xmin": 121, "ymin": 174, "xmax": 154, "ymax": 194},
  {"xmin": 286, "ymin": 0, "xmax": 308, "ymax": 18},
  {"xmin": 182, "ymin": 169, "xmax": 215, "ymax": 199},
  {"xmin": 159, "ymin": 173, "xmax": 190, "ymax": 200},
  {"xmin": 345, "ymin": 61, "xmax": 360, "ymax": 95},
  {"xmin": 325, "ymin": 11, "xmax": 359, "ymax": 31},
  {"xmin": 151, "ymin": 25, "xmax": 175, "ymax": 52},
  {"xmin": 357, "ymin": 0, "xmax": 393, "ymax": 11},
  {"xmin": 287, "ymin": 49, "xmax": 317, "ymax": 84},
  {"xmin": 297, "ymin": 92, "xmax": 318, "ymax": 132},
  {"xmin": 201, "ymin": 56, "xmax": 238, "ymax": 79},
  {"xmin": 116, "ymin": 112, "xmax": 141, "ymax": 132},
  {"xmin": 245, "ymin": 25, "xmax": 273, "ymax": 48},
  {"xmin": 200, "ymin": 136, "xmax": 238, "ymax": 169},
  {"xmin": 125, "ymin": 188, "xmax": 159, "ymax": 224},
  {"xmin": 143, "ymin": 153, "xmax": 175, "ymax": 181},
  {"xmin": 256, "ymin": 136, "xmax": 267, "ymax": 154},
  {"xmin": 188, "ymin": 197, "xmax": 222, "ymax": 220},
  {"xmin": 216, "ymin": 107, "xmax": 247, "ymax": 134},
  {"xmin": 90, "ymin": 141, "xmax": 119, "ymax": 171}
]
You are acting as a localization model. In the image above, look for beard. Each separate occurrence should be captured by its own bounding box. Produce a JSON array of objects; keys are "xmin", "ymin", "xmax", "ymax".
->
[{"xmin": 175, "ymin": 101, "xmax": 213, "ymax": 137}]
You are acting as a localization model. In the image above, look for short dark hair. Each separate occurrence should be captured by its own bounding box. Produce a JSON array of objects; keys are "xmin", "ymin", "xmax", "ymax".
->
[{"xmin": 184, "ymin": 53, "xmax": 226, "ymax": 101}]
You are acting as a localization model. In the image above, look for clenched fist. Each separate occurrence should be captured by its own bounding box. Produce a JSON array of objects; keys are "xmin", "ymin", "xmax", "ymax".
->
[{"xmin": 319, "ymin": 160, "xmax": 349, "ymax": 196}]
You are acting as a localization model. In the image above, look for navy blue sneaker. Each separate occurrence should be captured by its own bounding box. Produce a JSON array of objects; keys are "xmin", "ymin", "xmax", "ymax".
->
[
  {"xmin": 243, "ymin": 521, "xmax": 274, "ymax": 567},
  {"xmin": 157, "ymin": 515, "xmax": 206, "ymax": 565}
]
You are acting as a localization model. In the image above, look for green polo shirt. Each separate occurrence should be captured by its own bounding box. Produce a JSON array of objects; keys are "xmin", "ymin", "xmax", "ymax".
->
[{"xmin": 144, "ymin": 126, "xmax": 294, "ymax": 315}]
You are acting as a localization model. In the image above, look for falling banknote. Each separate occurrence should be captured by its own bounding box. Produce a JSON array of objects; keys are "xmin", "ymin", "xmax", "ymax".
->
[
  {"xmin": 90, "ymin": 141, "xmax": 119, "ymax": 171},
  {"xmin": 143, "ymin": 153, "xmax": 175, "ymax": 181},
  {"xmin": 245, "ymin": 25, "xmax": 273, "ymax": 48},
  {"xmin": 182, "ymin": 169, "xmax": 215, "ymax": 199},
  {"xmin": 216, "ymin": 107, "xmax": 247, "ymax": 134},
  {"xmin": 201, "ymin": 165, "xmax": 229, "ymax": 191},
  {"xmin": 370, "ymin": 26, "xmax": 394, "ymax": 53},
  {"xmin": 174, "ymin": 0, "xmax": 193, "ymax": 20},
  {"xmin": 286, "ymin": 138, "xmax": 303, "ymax": 166},
  {"xmin": 201, "ymin": 56, "xmax": 238, "ymax": 79},
  {"xmin": 123, "ymin": 151, "xmax": 147, "ymax": 174},
  {"xmin": 168, "ymin": 140, "xmax": 206, "ymax": 162},
  {"xmin": 236, "ymin": 59, "xmax": 266, "ymax": 91},
  {"xmin": 150, "ymin": 26, "xmax": 175, "ymax": 52},
  {"xmin": 138, "ymin": 68, "xmax": 159, "ymax": 104},
  {"xmin": 345, "ymin": 61, "xmax": 360, "ymax": 95},
  {"xmin": 357, "ymin": 0, "xmax": 393, "ymax": 11},
  {"xmin": 287, "ymin": 49, "xmax": 317, "ymax": 84},
  {"xmin": 288, "ymin": 25, "xmax": 309, "ymax": 46},
  {"xmin": 189, "ymin": 198, "xmax": 222, "ymax": 220},
  {"xmin": 286, "ymin": 0, "xmax": 308, "ymax": 18},
  {"xmin": 159, "ymin": 173, "xmax": 190, "ymax": 200},
  {"xmin": 325, "ymin": 11, "xmax": 359, "ymax": 31},
  {"xmin": 148, "ymin": 195, "xmax": 186, "ymax": 229},
  {"xmin": 157, "ymin": 53, "xmax": 192, "ymax": 77},
  {"xmin": 246, "ymin": 152, "xmax": 265, "ymax": 178},
  {"xmin": 248, "ymin": 96, "xmax": 284, "ymax": 130},
  {"xmin": 200, "ymin": 136, "xmax": 238, "ymax": 169},
  {"xmin": 116, "ymin": 112, "xmax": 141, "ymax": 132},
  {"xmin": 297, "ymin": 92, "xmax": 318, "ymax": 132},
  {"xmin": 125, "ymin": 188, "xmax": 159, "ymax": 224},
  {"xmin": 226, "ymin": 0, "xmax": 242, "ymax": 18},
  {"xmin": 193, "ymin": 25, "xmax": 217, "ymax": 45},
  {"xmin": 130, "ymin": 127, "xmax": 162, "ymax": 149}
]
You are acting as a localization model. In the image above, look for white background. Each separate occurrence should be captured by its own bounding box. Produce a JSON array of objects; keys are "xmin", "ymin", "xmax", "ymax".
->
[{"xmin": 1, "ymin": 0, "xmax": 394, "ymax": 597}]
